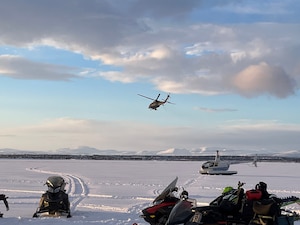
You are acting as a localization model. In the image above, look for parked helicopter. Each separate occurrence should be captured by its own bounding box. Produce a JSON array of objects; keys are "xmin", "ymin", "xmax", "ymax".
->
[{"xmin": 138, "ymin": 93, "xmax": 174, "ymax": 110}]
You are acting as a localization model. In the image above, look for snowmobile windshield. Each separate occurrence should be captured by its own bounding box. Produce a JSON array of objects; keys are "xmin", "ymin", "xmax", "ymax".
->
[
  {"xmin": 153, "ymin": 177, "xmax": 178, "ymax": 204},
  {"xmin": 46, "ymin": 176, "xmax": 66, "ymax": 193},
  {"xmin": 48, "ymin": 186, "xmax": 61, "ymax": 193},
  {"xmin": 165, "ymin": 199, "xmax": 193, "ymax": 225}
]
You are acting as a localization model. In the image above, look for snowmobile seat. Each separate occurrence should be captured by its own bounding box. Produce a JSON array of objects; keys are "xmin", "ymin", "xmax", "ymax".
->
[
  {"xmin": 250, "ymin": 199, "xmax": 281, "ymax": 225},
  {"xmin": 39, "ymin": 191, "xmax": 70, "ymax": 213}
]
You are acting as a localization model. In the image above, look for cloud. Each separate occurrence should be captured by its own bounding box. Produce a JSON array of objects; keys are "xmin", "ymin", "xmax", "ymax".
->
[
  {"xmin": 215, "ymin": 120, "xmax": 300, "ymax": 150},
  {"xmin": 1, "ymin": 117, "xmax": 300, "ymax": 152},
  {"xmin": 231, "ymin": 62, "xmax": 296, "ymax": 98},
  {"xmin": 0, "ymin": 1, "xmax": 299, "ymax": 97},
  {"xmin": 0, "ymin": 117, "xmax": 197, "ymax": 151},
  {"xmin": 222, "ymin": 119, "xmax": 300, "ymax": 131},
  {"xmin": 0, "ymin": 55, "xmax": 79, "ymax": 80},
  {"xmin": 194, "ymin": 107, "xmax": 237, "ymax": 113}
]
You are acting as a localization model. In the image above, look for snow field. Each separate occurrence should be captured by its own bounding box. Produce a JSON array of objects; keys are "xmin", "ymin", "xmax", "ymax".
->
[{"xmin": 0, "ymin": 159, "xmax": 299, "ymax": 225}]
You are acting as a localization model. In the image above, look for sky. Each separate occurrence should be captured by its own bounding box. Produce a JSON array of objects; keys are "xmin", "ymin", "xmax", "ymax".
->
[{"xmin": 0, "ymin": 0, "xmax": 300, "ymax": 153}]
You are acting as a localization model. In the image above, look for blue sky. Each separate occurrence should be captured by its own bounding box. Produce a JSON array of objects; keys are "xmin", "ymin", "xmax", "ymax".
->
[{"xmin": 0, "ymin": 0, "xmax": 300, "ymax": 153}]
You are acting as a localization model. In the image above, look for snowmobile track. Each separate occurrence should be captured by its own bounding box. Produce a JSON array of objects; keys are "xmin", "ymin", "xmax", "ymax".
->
[{"xmin": 65, "ymin": 173, "xmax": 89, "ymax": 212}]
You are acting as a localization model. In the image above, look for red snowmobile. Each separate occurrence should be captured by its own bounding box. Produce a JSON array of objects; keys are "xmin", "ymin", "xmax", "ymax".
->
[
  {"xmin": 141, "ymin": 177, "xmax": 196, "ymax": 225},
  {"xmin": 33, "ymin": 176, "xmax": 71, "ymax": 218}
]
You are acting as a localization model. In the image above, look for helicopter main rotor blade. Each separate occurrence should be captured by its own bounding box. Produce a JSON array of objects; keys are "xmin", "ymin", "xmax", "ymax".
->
[
  {"xmin": 166, "ymin": 101, "xmax": 175, "ymax": 104},
  {"xmin": 137, "ymin": 94, "xmax": 156, "ymax": 101}
]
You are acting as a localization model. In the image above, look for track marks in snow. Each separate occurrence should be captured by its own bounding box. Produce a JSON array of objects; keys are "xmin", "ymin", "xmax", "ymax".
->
[
  {"xmin": 79, "ymin": 204, "xmax": 128, "ymax": 213},
  {"xmin": 64, "ymin": 173, "xmax": 89, "ymax": 213}
]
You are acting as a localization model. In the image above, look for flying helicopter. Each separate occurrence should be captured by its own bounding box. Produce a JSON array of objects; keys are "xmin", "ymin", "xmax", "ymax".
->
[{"xmin": 138, "ymin": 93, "xmax": 174, "ymax": 110}]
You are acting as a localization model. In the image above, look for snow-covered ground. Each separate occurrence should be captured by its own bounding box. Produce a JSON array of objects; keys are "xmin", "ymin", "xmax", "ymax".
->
[{"xmin": 0, "ymin": 159, "xmax": 299, "ymax": 225}]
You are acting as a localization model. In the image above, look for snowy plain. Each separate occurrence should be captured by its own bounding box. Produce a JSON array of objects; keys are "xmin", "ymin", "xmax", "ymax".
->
[{"xmin": 0, "ymin": 159, "xmax": 299, "ymax": 225}]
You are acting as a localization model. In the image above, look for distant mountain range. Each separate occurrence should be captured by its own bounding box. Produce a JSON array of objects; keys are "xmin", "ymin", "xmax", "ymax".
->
[{"xmin": 0, "ymin": 146, "xmax": 300, "ymax": 158}]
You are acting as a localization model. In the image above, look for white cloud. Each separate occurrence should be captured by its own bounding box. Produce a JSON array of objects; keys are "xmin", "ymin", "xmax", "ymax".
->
[
  {"xmin": 194, "ymin": 107, "xmax": 238, "ymax": 113},
  {"xmin": 230, "ymin": 51, "xmax": 247, "ymax": 63},
  {"xmin": 231, "ymin": 62, "xmax": 296, "ymax": 98},
  {"xmin": 1, "ymin": 117, "xmax": 300, "ymax": 152},
  {"xmin": 0, "ymin": 55, "xmax": 79, "ymax": 80},
  {"xmin": 150, "ymin": 45, "xmax": 172, "ymax": 59},
  {"xmin": 99, "ymin": 71, "xmax": 138, "ymax": 83},
  {"xmin": 221, "ymin": 119, "xmax": 300, "ymax": 131},
  {"xmin": 0, "ymin": 0, "xmax": 299, "ymax": 98}
]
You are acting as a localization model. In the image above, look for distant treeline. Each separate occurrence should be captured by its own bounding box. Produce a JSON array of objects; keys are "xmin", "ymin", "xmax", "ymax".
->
[{"xmin": 0, "ymin": 154, "xmax": 299, "ymax": 162}]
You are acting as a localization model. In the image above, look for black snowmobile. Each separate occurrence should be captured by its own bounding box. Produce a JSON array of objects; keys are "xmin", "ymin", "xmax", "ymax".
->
[
  {"xmin": 0, "ymin": 194, "xmax": 9, "ymax": 218},
  {"xmin": 33, "ymin": 176, "xmax": 71, "ymax": 218},
  {"xmin": 165, "ymin": 181, "xmax": 248, "ymax": 225},
  {"xmin": 165, "ymin": 181, "xmax": 300, "ymax": 225}
]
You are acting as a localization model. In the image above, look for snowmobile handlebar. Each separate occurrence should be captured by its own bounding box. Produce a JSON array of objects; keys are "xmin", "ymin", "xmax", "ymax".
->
[{"xmin": 0, "ymin": 194, "xmax": 9, "ymax": 211}]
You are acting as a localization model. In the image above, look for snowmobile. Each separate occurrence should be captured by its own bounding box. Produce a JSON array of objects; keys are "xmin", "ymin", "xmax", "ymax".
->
[
  {"xmin": 165, "ymin": 181, "xmax": 300, "ymax": 225},
  {"xmin": 33, "ymin": 176, "xmax": 71, "ymax": 218},
  {"xmin": 165, "ymin": 181, "xmax": 248, "ymax": 225},
  {"xmin": 141, "ymin": 177, "xmax": 196, "ymax": 225},
  {"xmin": 0, "ymin": 194, "xmax": 9, "ymax": 217},
  {"xmin": 141, "ymin": 177, "xmax": 180, "ymax": 225}
]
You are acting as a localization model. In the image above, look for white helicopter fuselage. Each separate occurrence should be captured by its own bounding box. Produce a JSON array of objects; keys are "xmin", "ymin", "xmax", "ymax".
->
[{"xmin": 199, "ymin": 151, "xmax": 237, "ymax": 175}]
